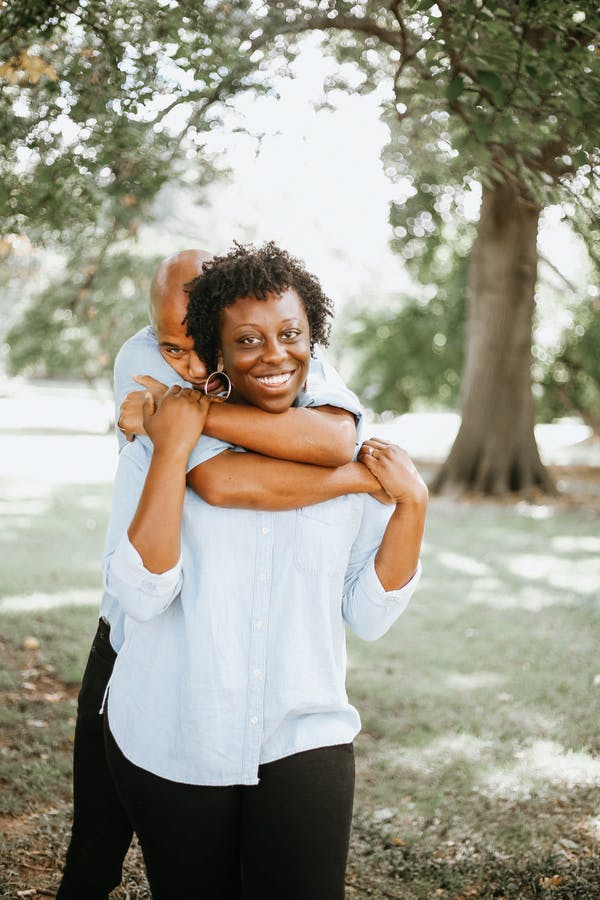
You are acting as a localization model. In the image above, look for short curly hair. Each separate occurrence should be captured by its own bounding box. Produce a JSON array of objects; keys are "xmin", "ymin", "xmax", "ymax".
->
[{"xmin": 184, "ymin": 241, "xmax": 334, "ymax": 371}]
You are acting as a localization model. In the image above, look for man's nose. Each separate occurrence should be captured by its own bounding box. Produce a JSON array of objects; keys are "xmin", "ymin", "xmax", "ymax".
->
[{"xmin": 187, "ymin": 352, "xmax": 207, "ymax": 380}]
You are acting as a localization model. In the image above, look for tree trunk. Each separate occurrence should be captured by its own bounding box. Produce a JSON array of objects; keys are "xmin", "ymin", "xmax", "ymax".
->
[{"xmin": 432, "ymin": 181, "xmax": 556, "ymax": 496}]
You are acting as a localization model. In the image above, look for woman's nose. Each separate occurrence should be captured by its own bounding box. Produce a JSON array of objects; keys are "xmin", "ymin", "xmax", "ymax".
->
[{"xmin": 261, "ymin": 339, "xmax": 287, "ymax": 364}]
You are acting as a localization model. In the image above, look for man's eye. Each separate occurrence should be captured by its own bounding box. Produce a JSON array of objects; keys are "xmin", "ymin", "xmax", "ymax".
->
[{"xmin": 166, "ymin": 348, "xmax": 184, "ymax": 356}]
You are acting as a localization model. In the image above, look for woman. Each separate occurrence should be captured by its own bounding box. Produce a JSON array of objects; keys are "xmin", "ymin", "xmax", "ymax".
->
[{"xmin": 103, "ymin": 242, "xmax": 428, "ymax": 899}]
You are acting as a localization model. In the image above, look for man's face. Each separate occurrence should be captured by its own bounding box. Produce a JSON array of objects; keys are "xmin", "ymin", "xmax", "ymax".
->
[{"xmin": 155, "ymin": 292, "xmax": 208, "ymax": 387}]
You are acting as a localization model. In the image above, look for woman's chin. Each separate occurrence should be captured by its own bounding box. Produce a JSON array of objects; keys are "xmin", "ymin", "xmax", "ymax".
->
[{"xmin": 254, "ymin": 394, "xmax": 296, "ymax": 414}]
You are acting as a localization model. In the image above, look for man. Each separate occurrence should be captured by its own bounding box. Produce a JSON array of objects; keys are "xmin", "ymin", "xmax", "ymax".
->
[{"xmin": 56, "ymin": 249, "xmax": 386, "ymax": 898}]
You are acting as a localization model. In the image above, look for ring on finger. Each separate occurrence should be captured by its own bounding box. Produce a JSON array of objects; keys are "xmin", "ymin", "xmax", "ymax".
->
[{"xmin": 367, "ymin": 446, "xmax": 374, "ymax": 456}]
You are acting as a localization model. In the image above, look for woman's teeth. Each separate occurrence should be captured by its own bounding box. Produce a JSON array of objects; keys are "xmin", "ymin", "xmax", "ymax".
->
[{"xmin": 256, "ymin": 373, "xmax": 292, "ymax": 385}]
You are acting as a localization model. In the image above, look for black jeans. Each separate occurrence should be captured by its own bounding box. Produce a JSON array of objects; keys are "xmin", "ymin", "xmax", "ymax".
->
[
  {"xmin": 56, "ymin": 619, "xmax": 133, "ymax": 900},
  {"xmin": 105, "ymin": 718, "xmax": 355, "ymax": 900}
]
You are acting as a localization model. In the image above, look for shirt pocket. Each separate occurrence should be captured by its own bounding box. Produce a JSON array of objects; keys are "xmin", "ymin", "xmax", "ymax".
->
[{"xmin": 294, "ymin": 497, "xmax": 360, "ymax": 578}]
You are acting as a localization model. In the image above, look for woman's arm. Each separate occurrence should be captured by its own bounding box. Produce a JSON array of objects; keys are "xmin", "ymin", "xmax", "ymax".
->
[
  {"xmin": 358, "ymin": 438, "xmax": 428, "ymax": 591},
  {"xmin": 121, "ymin": 375, "xmax": 357, "ymax": 466},
  {"xmin": 342, "ymin": 440, "xmax": 428, "ymax": 641},
  {"xmin": 127, "ymin": 387, "xmax": 210, "ymax": 573}
]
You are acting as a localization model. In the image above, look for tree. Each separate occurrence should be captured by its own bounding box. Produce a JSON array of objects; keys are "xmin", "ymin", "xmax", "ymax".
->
[
  {"xmin": 3, "ymin": 1, "xmax": 600, "ymax": 494},
  {"xmin": 246, "ymin": 0, "xmax": 599, "ymax": 494},
  {"xmin": 0, "ymin": 0, "xmax": 260, "ymax": 370},
  {"xmin": 339, "ymin": 240, "xmax": 467, "ymax": 414},
  {"xmin": 538, "ymin": 294, "xmax": 600, "ymax": 436}
]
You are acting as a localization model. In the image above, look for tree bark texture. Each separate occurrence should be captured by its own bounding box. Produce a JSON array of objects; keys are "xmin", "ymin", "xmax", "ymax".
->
[{"xmin": 433, "ymin": 181, "xmax": 556, "ymax": 496}]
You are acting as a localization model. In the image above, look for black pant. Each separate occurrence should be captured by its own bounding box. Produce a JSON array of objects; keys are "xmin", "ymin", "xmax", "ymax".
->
[
  {"xmin": 106, "ymin": 718, "xmax": 355, "ymax": 900},
  {"xmin": 56, "ymin": 619, "xmax": 133, "ymax": 900}
]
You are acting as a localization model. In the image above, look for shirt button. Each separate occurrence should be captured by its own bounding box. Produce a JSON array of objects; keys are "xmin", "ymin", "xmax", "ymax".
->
[
  {"xmin": 261, "ymin": 526, "xmax": 270, "ymax": 536},
  {"xmin": 253, "ymin": 668, "xmax": 262, "ymax": 678},
  {"xmin": 258, "ymin": 572, "xmax": 267, "ymax": 582},
  {"xmin": 249, "ymin": 716, "xmax": 258, "ymax": 726},
  {"xmin": 255, "ymin": 620, "xmax": 263, "ymax": 630}
]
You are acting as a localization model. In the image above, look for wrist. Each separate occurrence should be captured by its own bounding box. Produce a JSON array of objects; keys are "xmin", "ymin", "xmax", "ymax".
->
[
  {"xmin": 340, "ymin": 461, "xmax": 379, "ymax": 494},
  {"xmin": 392, "ymin": 482, "xmax": 429, "ymax": 510},
  {"xmin": 151, "ymin": 444, "xmax": 192, "ymax": 466}
]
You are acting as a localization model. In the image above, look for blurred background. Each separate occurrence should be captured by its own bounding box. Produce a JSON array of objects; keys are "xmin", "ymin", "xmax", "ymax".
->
[{"xmin": 1, "ymin": 3, "xmax": 599, "ymax": 898}]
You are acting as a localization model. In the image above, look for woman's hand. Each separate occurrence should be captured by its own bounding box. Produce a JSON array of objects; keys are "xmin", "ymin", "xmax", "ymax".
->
[
  {"xmin": 357, "ymin": 438, "xmax": 428, "ymax": 506},
  {"xmin": 143, "ymin": 385, "xmax": 211, "ymax": 459}
]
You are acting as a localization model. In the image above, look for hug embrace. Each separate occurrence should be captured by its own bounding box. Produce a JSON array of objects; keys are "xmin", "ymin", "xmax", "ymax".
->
[{"xmin": 57, "ymin": 242, "xmax": 428, "ymax": 899}]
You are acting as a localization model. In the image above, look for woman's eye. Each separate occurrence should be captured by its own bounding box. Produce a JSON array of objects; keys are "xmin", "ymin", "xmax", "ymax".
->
[
  {"xmin": 239, "ymin": 336, "xmax": 261, "ymax": 345},
  {"xmin": 282, "ymin": 330, "xmax": 301, "ymax": 340}
]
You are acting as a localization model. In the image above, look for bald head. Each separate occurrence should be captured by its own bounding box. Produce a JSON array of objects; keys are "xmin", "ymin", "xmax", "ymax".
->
[
  {"xmin": 149, "ymin": 249, "xmax": 213, "ymax": 328},
  {"xmin": 149, "ymin": 249, "xmax": 213, "ymax": 386}
]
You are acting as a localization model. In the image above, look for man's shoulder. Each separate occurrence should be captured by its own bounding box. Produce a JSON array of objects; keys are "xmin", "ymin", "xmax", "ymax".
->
[
  {"xmin": 114, "ymin": 326, "xmax": 159, "ymax": 372},
  {"xmin": 118, "ymin": 325, "xmax": 157, "ymax": 354}
]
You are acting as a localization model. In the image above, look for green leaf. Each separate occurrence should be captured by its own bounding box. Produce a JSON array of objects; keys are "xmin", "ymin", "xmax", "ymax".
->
[
  {"xmin": 445, "ymin": 75, "xmax": 465, "ymax": 102},
  {"xmin": 476, "ymin": 69, "xmax": 504, "ymax": 99},
  {"xmin": 472, "ymin": 118, "xmax": 492, "ymax": 142}
]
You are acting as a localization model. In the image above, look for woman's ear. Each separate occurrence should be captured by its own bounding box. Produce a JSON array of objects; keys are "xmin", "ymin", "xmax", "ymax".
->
[{"xmin": 217, "ymin": 350, "xmax": 224, "ymax": 373}]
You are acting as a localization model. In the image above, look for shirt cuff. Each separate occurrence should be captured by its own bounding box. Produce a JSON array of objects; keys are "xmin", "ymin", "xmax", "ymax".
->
[
  {"xmin": 107, "ymin": 534, "xmax": 183, "ymax": 621},
  {"xmin": 363, "ymin": 556, "xmax": 422, "ymax": 608}
]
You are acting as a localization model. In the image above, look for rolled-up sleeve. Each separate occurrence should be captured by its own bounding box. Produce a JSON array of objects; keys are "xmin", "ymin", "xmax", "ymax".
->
[
  {"xmin": 342, "ymin": 496, "xmax": 421, "ymax": 641},
  {"xmin": 106, "ymin": 534, "xmax": 183, "ymax": 621},
  {"xmin": 103, "ymin": 441, "xmax": 184, "ymax": 622},
  {"xmin": 343, "ymin": 555, "xmax": 421, "ymax": 641}
]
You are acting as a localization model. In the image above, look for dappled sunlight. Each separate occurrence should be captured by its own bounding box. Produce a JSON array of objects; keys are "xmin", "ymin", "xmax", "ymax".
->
[
  {"xmin": 0, "ymin": 588, "xmax": 99, "ymax": 613},
  {"xmin": 581, "ymin": 814, "xmax": 600, "ymax": 840},
  {"xmin": 507, "ymin": 554, "xmax": 600, "ymax": 595},
  {"xmin": 515, "ymin": 503, "xmax": 556, "ymax": 520},
  {"xmin": 465, "ymin": 579, "xmax": 582, "ymax": 610},
  {"xmin": 476, "ymin": 740, "xmax": 600, "ymax": 801},
  {"xmin": 437, "ymin": 551, "xmax": 492, "ymax": 576},
  {"xmin": 0, "ymin": 495, "xmax": 54, "ymax": 536},
  {"xmin": 380, "ymin": 732, "xmax": 493, "ymax": 774},
  {"xmin": 377, "ymin": 732, "xmax": 600, "ymax": 805},
  {"xmin": 551, "ymin": 535, "xmax": 600, "ymax": 554},
  {"xmin": 443, "ymin": 671, "xmax": 507, "ymax": 691}
]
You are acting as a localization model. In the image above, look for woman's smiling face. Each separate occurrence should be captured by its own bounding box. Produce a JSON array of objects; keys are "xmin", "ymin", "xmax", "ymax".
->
[{"xmin": 219, "ymin": 288, "xmax": 311, "ymax": 413}]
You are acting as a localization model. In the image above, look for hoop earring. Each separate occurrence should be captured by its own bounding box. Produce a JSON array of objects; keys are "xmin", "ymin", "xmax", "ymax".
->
[{"xmin": 204, "ymin": 369, "xmax": 232, "ymax": 402}]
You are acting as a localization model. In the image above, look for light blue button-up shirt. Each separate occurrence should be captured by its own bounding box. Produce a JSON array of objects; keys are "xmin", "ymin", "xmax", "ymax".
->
[
  {"xmin": 100, "ymin": 326, "xmax": 364, "ymax": 652},
  {"xmin": 103, "ymin": 432, "xmax": 421, "ymax": 786}
]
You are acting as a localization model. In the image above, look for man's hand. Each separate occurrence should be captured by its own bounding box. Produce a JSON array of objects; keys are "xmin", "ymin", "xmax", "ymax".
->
[
  {"xmin": 117, "ymin": 375, "xmax": 169, "ymax": 441},
  {"xmin": 358, "ymin": 438, "xmax": 428, "ymax": 506}
]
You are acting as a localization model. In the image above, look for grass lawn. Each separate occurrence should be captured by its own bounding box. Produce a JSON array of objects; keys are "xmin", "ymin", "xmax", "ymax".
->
[{"xmin": 1, "ymin": 481, "xmax": 599, "ymax": 898}]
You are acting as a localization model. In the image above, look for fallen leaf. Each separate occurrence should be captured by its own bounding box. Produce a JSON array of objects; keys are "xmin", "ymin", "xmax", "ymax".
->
[{"xmin": 539, "ymin": 875, "xmax": 562, "ymax": 890}]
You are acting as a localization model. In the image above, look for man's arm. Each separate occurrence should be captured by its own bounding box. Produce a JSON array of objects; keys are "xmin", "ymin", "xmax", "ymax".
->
[
  {"xmin": 187, "ymin": 452, "xmax": 389, "ymax": 511},
  {"xmin": 127, "ymin": 375, "xmax": 357, "ymax": 466},
  {"xmin": 203, "ymin": 402, "xmax": 356, "ymax": 466}
]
